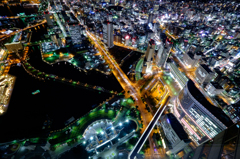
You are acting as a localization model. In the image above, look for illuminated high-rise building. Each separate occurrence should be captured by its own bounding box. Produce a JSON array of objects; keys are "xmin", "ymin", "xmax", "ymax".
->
[
  {"xmin": 167, "ymin": 60, "xmax": 188, "ymax": 89},
  {"xmin": 173, "ymin": 80, "xmax": 233, "ymax": 145},
  {"xmin": 5, "ymin": 42, "xmax": 23, "ymax": 53},
  {"xmin": 154, "ymin": 4, "xmax": 159, "ymax": 11},
  {"xmin": 103, "ymin": 21, "xmax": 114, "ymax": 48},
  {"xmin": 108, "ymin": 13, "xmax": 113, "ymax": 22}
]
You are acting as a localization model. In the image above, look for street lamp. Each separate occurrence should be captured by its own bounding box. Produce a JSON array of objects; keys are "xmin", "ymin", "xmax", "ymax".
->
[
  {"xmin": 119, "ymin": 123, "xmax": 122, "ymax": 126},
  {"xmin": 126, "ymin": 119, "xmax": 129, "ymax": 122},
  {"xmin": 90, "ymin": 137, "xmax": 93, "ymax": 140}
]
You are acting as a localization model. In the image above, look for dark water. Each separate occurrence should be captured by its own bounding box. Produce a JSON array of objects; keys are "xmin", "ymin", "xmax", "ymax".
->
[
  {"xmin": 109, "ymin": 45, "xmax": 132, "ymax": 64},
  {"xmin": 0, "ymin": 17, "xmax": 125, "ymax": 142},
  {"xmin": 0, "ymin": 65, "xmax": 113, "ymax": 142},
  {"xmin": 121, "ymin": 51, "xmax": 142, "ymax": 74},
  {"xmin": 30, "ymin": 24, "xmax": 48, "ymax": 42},
  {"xmin": 29, "ymin": 26, "xmax": 123, "ymax": 92},
  {"xmin": 0, "ymin": 27, "xmax": 123, "ymax": 142},
  {"xmin": 0, "ymin": 5, "xmax": 38, "ymax": 16},
  {"xmin": 28, "ymin": 45, "xmax": 123, "ymax": 92}
]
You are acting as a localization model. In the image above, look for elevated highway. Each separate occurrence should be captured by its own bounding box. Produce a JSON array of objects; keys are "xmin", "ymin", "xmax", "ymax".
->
[{"xmin": 129, "ymin": 96, "xmax": 170, "ymax": 159}]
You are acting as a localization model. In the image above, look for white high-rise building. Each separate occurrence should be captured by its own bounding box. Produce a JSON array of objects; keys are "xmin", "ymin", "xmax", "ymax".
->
[
  {"xmin": 156, "ymin": 42, "xmax": 164, "ymax": 64},
  {"xmin": 103, "ymin": 22, "xmax": 114, "ymax": 48}
]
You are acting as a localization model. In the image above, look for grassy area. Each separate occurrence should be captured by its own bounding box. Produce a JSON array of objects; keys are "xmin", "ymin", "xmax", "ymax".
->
[
  {"xmin": 43, "ymin": 51, "xmax": 56, "ymax": 55},
  {"xmin": 49, "ymin": 97, "xmax": 141, "ymax": 148},
  {"xmin": 135, "ymin": 58, "xmax": 144, "ymax": 81},
  {"xmin": 120, "ymin": 98, "xmax": 135, "ymax": 107},
  {"xmin": 30, "ymin": 138, "xmax": 40, "ymax": 143},
  {"xmin": 44, "ymin": 55, "xmax": 60, "ymax": 63}
]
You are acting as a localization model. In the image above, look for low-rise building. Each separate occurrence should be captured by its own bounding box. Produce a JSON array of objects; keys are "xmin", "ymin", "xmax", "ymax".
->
[
  {"xmin": 182, "ymin": 51, "xmax": 201, "ymax": 68},
  {"xmin": 205, "ymin": 82, "xmax": 224, "ymax": 96},
  {"xmin": 195, "ymin": 64, "xmax": 215, "ymax": 85}
]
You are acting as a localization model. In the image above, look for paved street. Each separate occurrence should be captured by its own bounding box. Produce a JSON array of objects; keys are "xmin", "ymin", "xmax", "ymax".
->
[{"xmin": 0, "ymin": 19, "xmax": 47, "ymax": 41}]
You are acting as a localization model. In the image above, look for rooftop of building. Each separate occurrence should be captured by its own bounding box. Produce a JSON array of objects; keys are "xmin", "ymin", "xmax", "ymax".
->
[
  {"xmin": 214, "ymin": 68, "xmax": 223, "ymax": 76},
  {"xmin": 210, "ymin": 82, "xmax": 223, "ymax": 89},
  {"xmin": 187, "ymin": 51, "xmax": 195, "ymax": 59},
  {"xmin": 200, "ymin": 64, "xmax": 213, "ymax": 73}
]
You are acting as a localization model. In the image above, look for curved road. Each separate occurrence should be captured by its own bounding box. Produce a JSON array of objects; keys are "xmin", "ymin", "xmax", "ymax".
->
[{"xmin": 0, "ymin": 19, "xmax": 47, "ymax": 41}]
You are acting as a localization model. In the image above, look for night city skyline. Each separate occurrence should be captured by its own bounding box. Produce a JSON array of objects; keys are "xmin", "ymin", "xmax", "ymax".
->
[{"xmin": 0, "ymin": 0, "xmax": 240, "ymax": 159}]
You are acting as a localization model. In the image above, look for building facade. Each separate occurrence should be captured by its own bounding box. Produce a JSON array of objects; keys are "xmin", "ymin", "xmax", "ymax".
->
[
  {"xmin": 155, "ymin": 42, "xmax": 164, "ymax": 65},
  {"xmin": 173, "ymin": 80, "xmax": 233, "ymax": 145},
  {"xmin": 5, "ymin": 42, "xmax": 23, "ymax": 53}
]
